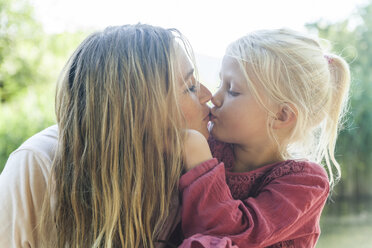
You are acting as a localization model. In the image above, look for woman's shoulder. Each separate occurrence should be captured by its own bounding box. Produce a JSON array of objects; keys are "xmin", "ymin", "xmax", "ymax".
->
[
  {"xmin": 4, "ymin": 125, "xmax": 58, "ymax": 177},
  {"xmin": 0, "ymin": 125, "xmax": 58, "ymax": 248},
  {"xmin": 14, "ymin": 125, "xmax": 58, "ymax": 161}
]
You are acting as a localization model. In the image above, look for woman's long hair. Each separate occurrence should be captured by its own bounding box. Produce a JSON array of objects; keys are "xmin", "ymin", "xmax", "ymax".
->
[{"xmin": 39, "ymin": 24, "xmax": 187, "ymax": 247}]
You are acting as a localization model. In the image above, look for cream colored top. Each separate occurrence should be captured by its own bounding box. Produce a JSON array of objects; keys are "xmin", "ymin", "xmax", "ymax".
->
[
  {"xmin": 0, "ymin": 125, "xmax": 58, "ymax": 247},
  {"xmin": 0, "ymin": 125, "xmax": 180, "ymax": 247}
]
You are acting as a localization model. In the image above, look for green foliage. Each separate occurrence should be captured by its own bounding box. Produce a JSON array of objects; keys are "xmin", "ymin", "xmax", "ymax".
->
[
  {"xmin": 306, "ymin": 1, "xmax": 372, "ymax": 198},
  {"xmin": 0, "ymin": 83, "xmax": 55, "ymax": 169},
  {"xmin": 0, "ymin": 0, "xmax": 87, "ymax": 170},
  {"xmin": 0, "ymin": 0, "xmax": 45, "ymax": 102},
  {"xmin": 0, "ymin": 30, "xmax": 87, "ymax": 170}
]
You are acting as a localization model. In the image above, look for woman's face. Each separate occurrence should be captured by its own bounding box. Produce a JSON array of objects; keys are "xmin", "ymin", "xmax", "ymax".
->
[{"xmin": 176, "ymin": 48, "xmax": 212, "ymax": 138}]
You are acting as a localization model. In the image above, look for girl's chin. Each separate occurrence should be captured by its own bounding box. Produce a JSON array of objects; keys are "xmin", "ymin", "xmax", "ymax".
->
[
  {"xmin": 209, "ymin": 125, "xmax": 220, "ymax": 139},
  {"xmin": 209, "ymin": 125, "xmax": 231, "ymax": 143}
]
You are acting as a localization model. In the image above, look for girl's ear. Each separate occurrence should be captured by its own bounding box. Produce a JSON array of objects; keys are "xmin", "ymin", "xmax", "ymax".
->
[{"xmin": 272, "ymin": 103, "xmax": 297, "ymax": 130}]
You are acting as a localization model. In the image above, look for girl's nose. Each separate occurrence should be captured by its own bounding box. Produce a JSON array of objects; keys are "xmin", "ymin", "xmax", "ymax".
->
[{"xmin": 211, "ymin": 89, "xmax": 223, "ymax": 108}]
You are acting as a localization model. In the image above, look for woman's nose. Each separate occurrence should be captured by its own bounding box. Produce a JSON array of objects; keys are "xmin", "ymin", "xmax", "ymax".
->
[{"xmin": 199, "ymin": 83, "xmax": 212, "ymax": 104}]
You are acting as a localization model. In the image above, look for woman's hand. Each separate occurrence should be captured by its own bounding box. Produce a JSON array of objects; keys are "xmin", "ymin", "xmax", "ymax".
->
[{"xmin": 183, "ymin": 129, "xmax": 212, "ymax": 171}]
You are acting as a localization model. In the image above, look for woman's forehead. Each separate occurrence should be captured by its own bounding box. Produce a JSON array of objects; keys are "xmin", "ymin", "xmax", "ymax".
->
[
  {"xmin": 174, "ymin": 44, "xmax": 194, "ymax": 82},
  {"xmin": 175, "ymin": 43, "xmax": 193, "ymax": 66}
]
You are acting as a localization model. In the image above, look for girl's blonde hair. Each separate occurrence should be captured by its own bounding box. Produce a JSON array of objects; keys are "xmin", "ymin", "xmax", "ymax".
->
[
  {"xmin": 226, "ymin": 29, "xmax": 350, "ymax": 187},
  {"xmin": 39, "ymin": 24, "xmax": 189, "ymax": 247}
]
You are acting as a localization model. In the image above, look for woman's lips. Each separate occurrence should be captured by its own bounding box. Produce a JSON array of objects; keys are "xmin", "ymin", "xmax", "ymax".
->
[{"xmin": 203, "ymin": 108, "xmax": 211, "ymax": 121}]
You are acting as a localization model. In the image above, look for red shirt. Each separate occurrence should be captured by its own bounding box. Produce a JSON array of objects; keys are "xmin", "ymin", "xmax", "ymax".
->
[{"xmin": 179, "ymin": 138, "xmax": 329, "ymax": 248}]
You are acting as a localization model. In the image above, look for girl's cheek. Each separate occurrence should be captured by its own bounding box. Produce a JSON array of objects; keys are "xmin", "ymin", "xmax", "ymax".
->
[{"xmin": 221, "ymin": 101, "xmax": 232, "ymax": 115}]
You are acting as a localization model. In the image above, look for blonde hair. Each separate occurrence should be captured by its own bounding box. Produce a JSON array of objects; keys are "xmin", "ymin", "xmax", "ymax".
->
[
  {"xmin": 39, "ymin": 24, "xmax": 189, "ymax": 247},
  {"xmin": 226, "ymin": 29, "xmax": 350, "ymax": 187}
]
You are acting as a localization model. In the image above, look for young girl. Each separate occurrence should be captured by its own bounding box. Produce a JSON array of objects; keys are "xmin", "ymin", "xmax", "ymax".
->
[{"xmin": 179, "ymin": 29, "xmax": 350, "ymax": 247}]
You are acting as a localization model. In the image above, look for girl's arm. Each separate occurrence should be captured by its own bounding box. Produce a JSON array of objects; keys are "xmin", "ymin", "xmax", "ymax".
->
[
  {"xmin": 179, "ymin": 161, "xmax": 329, "ymax": 247},
  {"xmin": 183, "ymin": 130, "xmax": 212, "ymax": 171}
]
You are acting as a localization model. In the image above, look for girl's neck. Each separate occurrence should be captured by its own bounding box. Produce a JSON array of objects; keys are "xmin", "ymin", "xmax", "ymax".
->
[{"xmin": 232, "ymin": 143, "xmax": 282, "ymax": 173}]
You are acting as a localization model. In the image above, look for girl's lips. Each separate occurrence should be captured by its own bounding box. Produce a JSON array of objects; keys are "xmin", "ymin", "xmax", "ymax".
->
[{"xmin": 210, "ymin": 113, "xmax": 217, "ymax": 121}]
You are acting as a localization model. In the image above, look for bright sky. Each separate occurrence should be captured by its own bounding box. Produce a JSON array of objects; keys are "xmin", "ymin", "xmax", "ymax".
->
[{"xmin": 31, "ymin": 0, "xmax": 367, "ymax": 58}]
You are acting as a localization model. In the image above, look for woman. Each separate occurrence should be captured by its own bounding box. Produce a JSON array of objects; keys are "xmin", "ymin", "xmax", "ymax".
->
[{"xmin": 0, "ymin": 24, "xmax": 212, "ymax": 247}]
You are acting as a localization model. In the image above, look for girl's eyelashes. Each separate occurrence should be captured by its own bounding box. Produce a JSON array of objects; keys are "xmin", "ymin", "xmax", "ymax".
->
[
  {"xmin": 227, "ymin": 90, "xmax": 240, "ymax": 96},
  {"xmin": 219, "ymin": 78, "xmax": 241, "ymax": 96},
  {"xmin": 224, "ymin": 82, "xmax": 240, "ymax": 96}
]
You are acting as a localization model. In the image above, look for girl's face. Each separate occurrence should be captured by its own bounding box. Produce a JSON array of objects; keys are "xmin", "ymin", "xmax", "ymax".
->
[
  {"xmin": 176, "ymin": 48, "xmax": 212, "ymax": 138},
  {"xmin": 210, "ymin": 56, "xmax": 273, "ymax": 147}
]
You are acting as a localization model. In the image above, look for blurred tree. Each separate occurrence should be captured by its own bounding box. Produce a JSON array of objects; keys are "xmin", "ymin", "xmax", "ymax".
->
[
  {"xmin": 0, "ymin": 0, "xmax": 44, "ymax": 102},
  {"xmin": 0, "ymin": 0, "xmax": 87, "ymax": 169},
  {"xmin": 307, "ymin": 1, "xmax": 372, "ymax": 199}
]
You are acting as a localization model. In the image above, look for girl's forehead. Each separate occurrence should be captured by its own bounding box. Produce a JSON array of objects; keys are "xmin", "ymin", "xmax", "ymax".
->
[
  {"xmin": 220, "ymin": 56, "xmax": 245, "ymax": 80},
  {"xmin": 221, "ymin": 56, "xmax": 242, "ymax": 71}
]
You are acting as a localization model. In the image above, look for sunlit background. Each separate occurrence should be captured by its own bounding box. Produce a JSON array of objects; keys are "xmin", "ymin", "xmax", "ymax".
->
[
  {"xmin": 30, "ymin": 0, "xmax": 369, "ymax": 89},
  {"xmin": 1, "ymin": 0, "xmax": 371, "ymax": 247},
  {"xmin": 31, "ymin": 0, "xmax": 364, "ymax": 56}
]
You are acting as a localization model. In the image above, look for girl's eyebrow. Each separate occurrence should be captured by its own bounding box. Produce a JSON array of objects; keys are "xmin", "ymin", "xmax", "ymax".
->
[{"xmin": 183, "ymin": 68, "xmax": 194, "ymax": 81}]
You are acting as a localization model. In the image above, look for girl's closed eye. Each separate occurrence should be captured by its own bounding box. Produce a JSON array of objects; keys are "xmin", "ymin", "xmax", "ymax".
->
[
  {"xmin": 227, "ymin": 89, "xmax": 240, "ymax": 96},
  {"xmin": 227, "ymin": 84, "xmax": 240, "ymax": 96},
  {"xmin": 221, "ymin": 80, "xmax": 240, "ymax": 97}
]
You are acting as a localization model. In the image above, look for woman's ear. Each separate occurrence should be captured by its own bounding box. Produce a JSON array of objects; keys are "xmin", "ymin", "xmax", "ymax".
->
[{"xmin": 272, "ymin": 103, "xmax": 297, "ymax": 130}]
